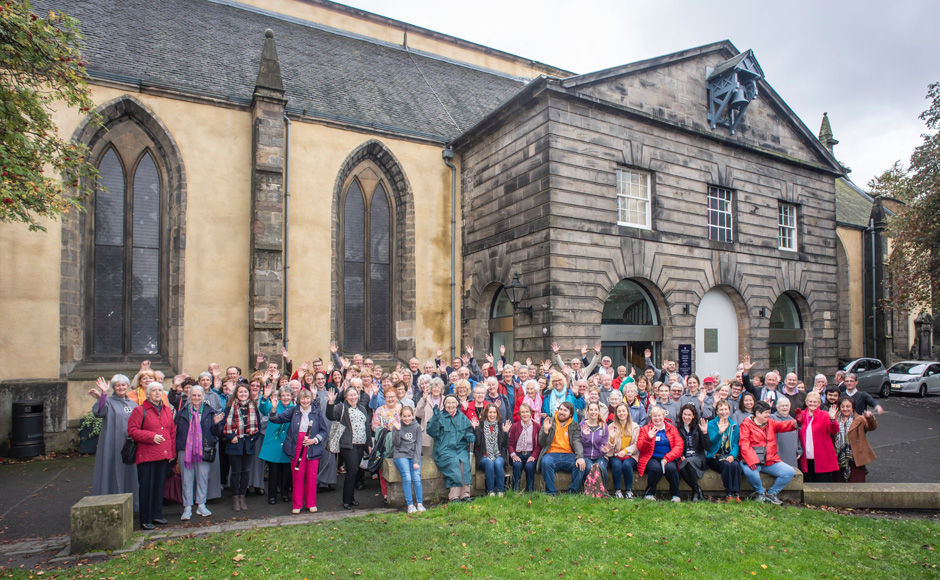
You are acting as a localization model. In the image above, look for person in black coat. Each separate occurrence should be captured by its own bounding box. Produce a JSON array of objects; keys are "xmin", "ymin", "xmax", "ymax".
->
[
  {"xmin": 675, "ymin": 403, "xmax": 711, "ymax": 502},
  {"xmin": 269, "ymin": 389, "xmax": 328, "ymax": 513},
  {"xmin": 326, "ymin": 387, "xmax": 373, "ymax": 509}
]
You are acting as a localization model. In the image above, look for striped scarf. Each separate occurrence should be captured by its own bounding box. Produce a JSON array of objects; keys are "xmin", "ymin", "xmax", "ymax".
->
[{"xmin": 224, "ymin": 401, "xmax": 259, "ymax": 438}]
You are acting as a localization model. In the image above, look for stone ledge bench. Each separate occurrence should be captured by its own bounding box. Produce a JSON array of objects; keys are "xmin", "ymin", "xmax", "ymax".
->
[
  {"xmin": 383, "ymin": 454, "xmax": 801, "ymax": 506},
  {"xmin": 803, "ymin": 483, "xmax": 940, "ymax": 509},
  {"xmin": 70, "ymin": 493, "xmax": 134, "ymax": 554}
]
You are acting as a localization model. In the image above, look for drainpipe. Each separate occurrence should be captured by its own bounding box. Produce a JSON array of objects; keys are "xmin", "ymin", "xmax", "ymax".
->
[
  {"xmin": 442, "ymin": 146, "xmax": 457, "ymax": 361},
  {"xmin": 283, "ymin": 113, "xmax": 291, "ymax": 353},
  {"xmin": 868, "ymin": 217, "xmax": 876, "ymax": 360}
]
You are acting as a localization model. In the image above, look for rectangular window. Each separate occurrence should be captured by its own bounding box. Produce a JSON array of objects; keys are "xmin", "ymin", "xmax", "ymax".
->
[
  {"xmin": 778, "ymin": 202, "xmax": 798, "ymax": 251},
  {"xmin": 616, "ymin": 169, "xmax": 651, "ymax": 230},
  {"xmin": 707, "ymin": 186, "xmax": 733, "ymax": 242}
]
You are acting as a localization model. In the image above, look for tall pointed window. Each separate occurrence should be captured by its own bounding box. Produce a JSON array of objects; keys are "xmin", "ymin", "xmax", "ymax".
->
[
  {"xmin": 341, "ymin": 166, "xmax": 392, "ymax": 354},
  {"xmin": 91, "ymin": 146, "xmax": 163, "ymax": 356}
]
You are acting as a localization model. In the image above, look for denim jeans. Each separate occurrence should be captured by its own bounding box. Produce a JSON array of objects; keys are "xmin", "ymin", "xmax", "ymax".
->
[
  {"xmin": 582, "ymin": 456, "xmax": 609, "ymax": 491},
  {"xmin": 479, "ymin": 456, "xmax": 506, "ymax": 493},
  {"xmin": 609, "ymin": 456, "xmax": 637, "ymax": 492},
  {"xmin": 540, "ymin": 452, "xmax": 585, "ymax": 495},
  {"xmin": 741, "ymin": 460, "xmax": 794, "ymax": 496},
  {"xmin": 393, "ymin": 457, "xmax": 424, "ymax": 506},
  {"xmin": 512, "ymin": 452, "xmax": 536, "ymax": 491}
]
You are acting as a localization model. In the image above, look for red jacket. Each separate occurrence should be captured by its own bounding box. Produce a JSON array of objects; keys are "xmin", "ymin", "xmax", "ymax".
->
[
  {"xmin": 127, "ymin": 399, "xmax": 177, "ymax": 464},
  {"xmin": 797, "ymin": 408, "xmax": 840, "ymax": 474},
  {"xmin": 739, "ymin": 416, "xmax": 796, "ymax": 469},
  {"xmin": 636, "ymin": 421, "xmax": 683, "ymax": 475},
  {"xmin": 508, "ymin": 420, "xmax": 542, "ymax": 458}
]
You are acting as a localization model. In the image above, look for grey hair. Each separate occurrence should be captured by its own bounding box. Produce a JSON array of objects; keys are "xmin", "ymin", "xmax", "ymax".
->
[
  {"xmin": 522, "ymin": 379, "xmax": 539, "ymax": 392},
  {"xmin": 145, "ymin": 382, "xmax": 164, "ymax": 396},
  {"xmin": 110, "ymin": 374, "xmax": 130, "ymax": 388},
  {"xmin": 845, "ymin": 372, "xmax": 858, "ymax": 381},
  {"xmin": 814, "ymin": 374, "xmax": 827, "ymax": 383},
  {"xmin": 190, "ymin": 385, "xmax": 205, "ymax": 397},
  {"xmin": 278, "ymin": 385, "xmax": 293, "ymax": 397},
  {"xmin": 429, "ymin": 376, "xmax": 445, "ymax": 391},
  {"xmin": 418, "ymin": 373, "xmax": 432, "ymax": 385},
  {"xmin": 198, "ymin": 371, "xmax": 212, "ymax": 382},
  {"xmin": 485, "ymin": 375, "xmax": 498, "ymax": 386}
]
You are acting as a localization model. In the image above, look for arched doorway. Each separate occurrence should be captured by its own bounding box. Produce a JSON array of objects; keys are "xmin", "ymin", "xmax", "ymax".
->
[
  {"xmin": 489, "ymin": 287, "xmax": 514, "ymax": 363},
  {"xmin": 600, "ymin": 279, "xmax": 663, "ymax": 375},
  {"xmin": 769, "ymin": 293, "xmax": 804, "ymax": 377},
  {"xmin": 695, "ymin": 288, "xmax": 739, "ymax": 380}
]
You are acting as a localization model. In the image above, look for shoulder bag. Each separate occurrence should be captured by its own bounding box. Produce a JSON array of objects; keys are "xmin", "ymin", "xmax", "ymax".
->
[
  {"xmin": 327, "ymin": 405, "xmax": 347, "ymax": 454},
  {"xmin": 121, "ymin": 408, "xmax": 146, "ymax": 464}
]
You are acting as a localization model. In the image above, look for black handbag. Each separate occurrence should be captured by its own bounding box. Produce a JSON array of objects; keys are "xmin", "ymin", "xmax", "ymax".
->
[
  {"xmin": 202, "ymin": 438, "xmax": 217, "ymax": 463},
  {"xmin": 753, "ymin": 446, "xmax": 767, "ymax": 465},
  {"xmin": 121, "ymin": 408, "xmax": 146, "ymax": 464}
]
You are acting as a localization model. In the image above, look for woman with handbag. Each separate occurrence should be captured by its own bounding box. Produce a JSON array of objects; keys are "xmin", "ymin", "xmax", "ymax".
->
[
  {"xmin": 88, "ymin": 375, "xmax": 139, "ymax": 510},
  {"xmin": 391, "ymin": 406, "xmax": 426, "ymax": 512},
  {"xmin": 174, "ymin": 386, "xmax": 225, "ymax": 519},
  {"xmin": 127, "ymin": 381, "xmax": 176, "ymax": 530},
  {"xmin": 706, "ymin": 400, "xmax": 742, "ymax": 502},
  {"xmin": 270, "ymin": 388, "xmax": 328, "ymax": 513},
  {"xmin": 312, "ymin": 372, "xmax": 338, "ymax": 492},
  {"xmin": 327, "ymin": 387, "xmax": 372, "ymax": 510},
  {"xmin": 259, "ymin": 385, "xmax": 294, "ymax": 504},
  {"xmin": 371, "ymin": 386, "xmax": 403, "ymax": 503},
  {"xmin": 222, "ymin": 383, "xmax": 263, "ymax": 512}
]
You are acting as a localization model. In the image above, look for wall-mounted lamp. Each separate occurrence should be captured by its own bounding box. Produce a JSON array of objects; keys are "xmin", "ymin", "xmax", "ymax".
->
[
  {"xmin": 504, "ymin": 272, "xmax": 533, "ymax": 316},
  {"xmin": 682, "ymin": 304, "xmax": 690, "ymax": 315},
  {"xmin": 758, "ymin": 307, "xmax": 767, "ymax": 318}
]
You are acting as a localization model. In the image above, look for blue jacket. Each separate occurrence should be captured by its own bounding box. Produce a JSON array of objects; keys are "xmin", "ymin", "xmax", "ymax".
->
[
  {"xmin": 174, "ymin": 402, "xmax": 224, "ymax": 453},
  {"xmin": 541, "ymin": 388, "xmax": 585, "ymax": 417},
  {"xmin": 259, "ymin": 401, "xmax": 294, "ymax": 463},
  {"xmin": 270, "ymin": 401, "xmax": 329, "ymax": 461},
  {"xmin": 706, "ymin": 417, "xmax": 740, "ymax": 459}
]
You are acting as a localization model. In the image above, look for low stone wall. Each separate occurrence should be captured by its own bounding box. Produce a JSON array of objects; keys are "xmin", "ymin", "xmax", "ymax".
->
[
  {"xmin": 803, "ymin": 483, "xmax": 940, "ymax": 509},
  {"xmin": 383, "ymin": 453, "xmax": 803, "ymax": 506}
]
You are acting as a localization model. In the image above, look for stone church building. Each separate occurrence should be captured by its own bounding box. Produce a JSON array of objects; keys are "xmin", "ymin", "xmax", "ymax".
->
[{"xmin": 0, "ymin": 0, "xmax": 865, "ymax": 449}]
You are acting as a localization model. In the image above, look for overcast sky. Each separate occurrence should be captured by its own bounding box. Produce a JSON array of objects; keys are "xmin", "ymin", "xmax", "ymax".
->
[{"xmin": 338, "ymin": 0, "xmax": 939, "ymax": 189}]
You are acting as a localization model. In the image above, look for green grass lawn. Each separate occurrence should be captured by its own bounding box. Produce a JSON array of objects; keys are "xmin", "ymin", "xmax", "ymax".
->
[{"xmin": 4, "ymin": 495, "xmax": 939, "ymax": 579}]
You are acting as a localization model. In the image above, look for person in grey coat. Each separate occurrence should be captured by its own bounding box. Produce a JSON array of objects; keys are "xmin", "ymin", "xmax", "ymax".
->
[
  {"xmin": 88, "ymin": 375, "xmax": 139, "ymax": 510},
  {"xmin": 771, "ymin": 398, "xmax": 802, "ymax": 468}
]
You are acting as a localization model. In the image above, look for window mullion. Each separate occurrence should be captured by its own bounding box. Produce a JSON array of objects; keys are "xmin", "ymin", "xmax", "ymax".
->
[
  {"xmin": 123, "ymin": 167, "xmax": 135, "ymax": 357},
  {"xmin": 363, "ymin": 192, "xmax": 371, "ymax": 353}
]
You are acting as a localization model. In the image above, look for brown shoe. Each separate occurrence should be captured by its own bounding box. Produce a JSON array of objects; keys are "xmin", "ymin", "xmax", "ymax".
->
[
  {"xmin": 233, "ymin": 495, "xmax": 242, "ymax": 511},
  {"xmin": 240, "ymin": 495, "xmax": 248, "ymax": 511}
]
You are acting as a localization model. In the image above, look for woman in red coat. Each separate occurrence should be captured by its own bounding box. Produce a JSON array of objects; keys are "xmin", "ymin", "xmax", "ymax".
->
[
  {"xmin": 636, "ymin": 405, "xmax": 684, "ymax": 501},
  {"xmin": 796, "ymin": 391, "xmax": 839, "ymax": 482},
  {"xmin": 127, "ymin": 381, "xmax": 177, "ymax": 530}
]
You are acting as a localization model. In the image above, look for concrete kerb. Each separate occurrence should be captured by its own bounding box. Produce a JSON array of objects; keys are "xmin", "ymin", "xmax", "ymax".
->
[{"xmin": 33, "ymin": 508, "xmax": 397, "ymax": 564}]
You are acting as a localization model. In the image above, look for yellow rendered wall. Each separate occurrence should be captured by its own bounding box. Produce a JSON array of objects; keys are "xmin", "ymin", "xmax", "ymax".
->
[
  {"xmin": 237, "ymin": 0, "xmax": 555, "ymax": 80},
  {"xmin": 837, "ymin": 227, "xmax": 865, "ymax": 358},
  {"xmin": 284, "ymin": 121, "xmax": 457, "ymax": 365}
]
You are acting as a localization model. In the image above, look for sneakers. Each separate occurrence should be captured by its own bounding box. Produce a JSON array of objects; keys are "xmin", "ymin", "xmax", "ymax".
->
[
  {"xmin": 614, "ymin": 491, "xmax": 623, "ymax": 499},
  {"xmin": 670, "ymin": 496, "xmax": 681, "ymax": 503},
  {"xmin": 624, "ymin": 491, "xmax": 634, "ymax": 500},
  {"xmin": 416, "ymin": 504, "xmax": 426, "ymax": 513},
  {"xmin": 766, "ymin": 493, "xmax": 783, "ymax": 505},
  {"xmin": 644, "ymin": 494, "xmax": 657, "ymax": 501},
  {"xmin": 488, "ymin": 491, "xmax": 496, "ymax": 497},
  {"xmin": 309, "ymin": 506, "xmax": 317, "ymax": 513},
  {"xmin": 292, "ymin": 508, "xmax": 301, "ymax": 514},
  {"xmin": 196, "ymin": 504, "xmax": 212, "ymax": 517},
  {"xmin": 181, "ymin": 506, "xmax": 192, "ymax": 520},
  {"xmin": 754, "ymin": 494, "xmax": 769, "ymax": 503},
  {"xmin": 497, "ymin": 492, "xmax": 505, "ymax": 497},
  {"xmin": 407, "ymin": 505, "xmax": 417, "ymax": 514}
]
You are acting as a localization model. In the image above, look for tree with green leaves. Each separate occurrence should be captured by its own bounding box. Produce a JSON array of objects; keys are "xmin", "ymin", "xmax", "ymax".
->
[
  {"xmin": 0, "ymin": 0, "xmax": 99, "ymax": 231},
  {"xmin": 871, "ymin": 82, "xmax": 940, "ymax": 315}
]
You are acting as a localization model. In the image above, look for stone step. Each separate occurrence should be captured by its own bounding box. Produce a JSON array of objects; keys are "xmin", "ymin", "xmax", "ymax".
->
[{"xmin": 802, "ymin": 483, "xmax": 940, "ymax": 510}]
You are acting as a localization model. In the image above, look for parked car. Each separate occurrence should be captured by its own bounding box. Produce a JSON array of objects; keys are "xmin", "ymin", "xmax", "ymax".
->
[
  {"xmin": 843, "ymin": 358, "xmax": 891, "ymax": 398},
  {"xmin": 888, "ymin": 361, "xmax": 940, "ymax": 397}
]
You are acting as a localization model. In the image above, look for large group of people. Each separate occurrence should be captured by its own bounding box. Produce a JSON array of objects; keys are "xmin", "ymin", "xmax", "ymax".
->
[{"xmin": 88, "ymin": 341, "xmax": 883, "ymax": 528}]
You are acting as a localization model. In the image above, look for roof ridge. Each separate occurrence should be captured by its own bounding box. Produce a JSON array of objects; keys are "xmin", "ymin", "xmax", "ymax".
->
[{"xmin": 206, "ymin": 0, "xmax": 532, "ymax": 83}]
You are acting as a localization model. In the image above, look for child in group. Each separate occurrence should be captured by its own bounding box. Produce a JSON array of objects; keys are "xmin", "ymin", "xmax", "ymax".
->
[{"xmin": 391, "ymin": 406, "xmax": 426, "ymax": 514}]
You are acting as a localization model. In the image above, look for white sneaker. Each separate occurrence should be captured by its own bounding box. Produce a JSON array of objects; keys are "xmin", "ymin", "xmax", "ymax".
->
[
  {"xmin": 196, "ymin": 504, "xmax": 212, "ymax": 517},
  {"xmin": 181, "ymin": 506, "xmax": 192, "ymax": 520},
  {"xmin": 624, "ymin": 491, "xmax": 634, "ymax": 500},
  {"xmin": 309, "ymin": 507, "xmax": 317, "ymax": 513},
  {"xmin": 671, "ymin": 496, "xmax": 681, "ymax": 503},
  {"xmin": 497, "ymin": 492, "xmax": 505, "ymax": 497},
  {"xmin": 407, "ymin": 505, "xmax": 417, "ymax": 514},
  {"xmin": 488, "ymin": 491, "xmax": 496, "ymax": 497},
  {"xmin": 644, "ymin": 495, "xmax": 657, "ymax": 501},
  {"xmin": 614, "ymin": 491, "xmax": 623, "ymax": 499},
  {"xmin": 416, "ymin": 504, "xmax": 426, "ymax": 513}
]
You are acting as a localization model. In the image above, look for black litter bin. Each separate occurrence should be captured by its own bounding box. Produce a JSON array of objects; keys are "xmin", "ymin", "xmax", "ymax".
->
[{"xmin": 9, "ymin": 400, "xmax": 45, "ymax": 458}]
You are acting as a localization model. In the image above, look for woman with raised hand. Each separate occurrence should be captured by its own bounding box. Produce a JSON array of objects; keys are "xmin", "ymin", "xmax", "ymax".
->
[
  {"xmin": 247, "ymin": 373, "xmax": 271, "ymax": 497},
  {"xmin": 579, "ymin": 401, "xmax": 611, "ymax": 490},
  {"xmin": 127, "ymin": 380, "xmax": 176, "ymax": 530},
  {"xmin": 833, "ymin": 397, "xmax": 878, "ymax": 482},
  {"xmin": 259, "ymin": 385, "xmax": 294, "ymax": 504},
  {"xmin": 508, "ymin": 403, "xmax": 541, "ymax": 492},
  {"xmin": 312, "ymin": 371, "xmax": 338, "ymax": 493},
  {"xmin": 607, "ymin": 403, "xmax": 639, "ymax": 499},
  {"xmin": 327, "ymin": 387, "xmax": 372, "ymax": 510},
  {"xmin": 706, "ymin": 400, "xmax": 742, "ymax": 502},
  {"xmin": 733, "ymin": 392, "xmax": 756, "ymax": 426},
  {"xmin": 796, "ymin": 391, "xmax": 839, "ymax": 483},
  {"xmin": 175, "ymin": 385, "xmax": 224, "ymax": 519},
  {"xmin": 676, "ymin": 404, "xmax": 710, "ymax": 502},
  {"xmin": 88, "ymin": 375, "xmax": 139, "ymax": 509},
  {"xmin": 473, "ymin": 403, "xmax": 511, "ymax": 497},
  {"xmin": 427, "ymin": 394, "xmax": 476, "ymax": 502},
  {"xmin": 415, "ymin": 376, "xmax": 445, "ymax": 454},
  {"xmin": 269, "ymin": 388, "xmax": 327, "ymax": 514},
  {"xmin": 391, "ymin": 406, "xmax": 426, "ymax": 512},
  {"xmin": 222, "ymin": 382, "xmax": 263, "ymax": 512},
  {"xmin": 636, "ymin": 405, "xmax": 683, "ymax": 502}
]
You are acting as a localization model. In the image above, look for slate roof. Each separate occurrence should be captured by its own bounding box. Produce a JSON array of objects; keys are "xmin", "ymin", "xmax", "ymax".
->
[
  {"xmin": 35, "ymin": 0, "xmax": 530, "ymax": 141},
  {"xmin": 836, "ymin": 177, "xmax": 874, "ymax": 229}
]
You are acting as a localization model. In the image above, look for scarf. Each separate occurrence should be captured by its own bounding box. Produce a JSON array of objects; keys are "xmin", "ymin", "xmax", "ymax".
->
[
  {"xmin": 224, "ymin": 401, "xmax": 259, "ymax": 437},
  {"xmin": 184, "ymin": 403, "xmax": 204, "ymax": 469},
  {"xmin": 835, "ymin": 415, "xmax": 854, "ymax": 481},
  {"xmin": 483, "ymin": 420, "xmax": 499, "ymax": 459},
  {"xmin": 549, "ymin": 389, "xmax": 566, "ymax": 416},
  {"xmin": 523, "ymin": 393, "xmax": 542, "ymax": 416}
]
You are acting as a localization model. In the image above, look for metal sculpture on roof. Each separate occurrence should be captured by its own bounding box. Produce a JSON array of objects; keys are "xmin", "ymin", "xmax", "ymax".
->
[{"xmin": 706, "ymin": 49, "xmax": 764, "ymax": 135}]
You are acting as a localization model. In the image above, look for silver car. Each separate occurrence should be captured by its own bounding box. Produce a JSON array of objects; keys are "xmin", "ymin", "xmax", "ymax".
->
[
  {"xmin": 888, "ymin": 361, "xmax": 940, "ymax": 397},
  {"xmin": 844, "ymin": 358, "xmax": 891, "ymax": 398}
]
